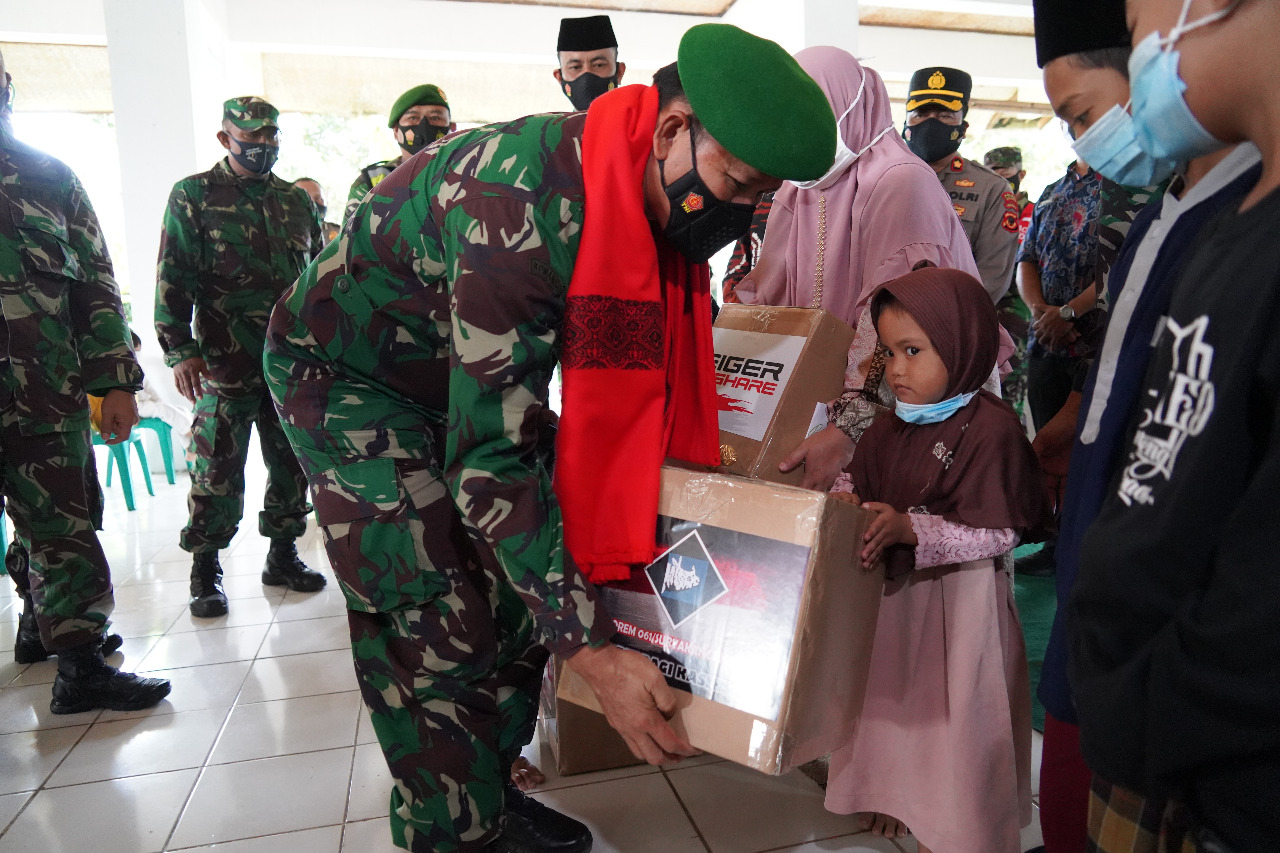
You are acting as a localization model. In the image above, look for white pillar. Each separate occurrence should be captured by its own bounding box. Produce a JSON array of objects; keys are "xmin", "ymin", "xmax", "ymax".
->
[
  {"xmin": 102, "ymin": 0, "xmax": 229, "ymax": 402},
  {"xmin": 802, "ymin": 0, "xmax": 858, "ymax": 54}
]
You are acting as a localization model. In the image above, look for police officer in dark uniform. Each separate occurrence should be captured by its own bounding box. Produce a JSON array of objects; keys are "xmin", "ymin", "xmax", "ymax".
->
[
  {"xmin": 344, "ymin": 85, "xmax": 455, "ymax": 224},
  {"xmin": 903, "ymin": 66, "xmax": 1021, "ymax": 304}
]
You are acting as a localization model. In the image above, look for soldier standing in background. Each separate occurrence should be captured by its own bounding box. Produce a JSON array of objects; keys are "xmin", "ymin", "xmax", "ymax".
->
[
  {"xmin": 0, "ymin": 48, "xmax": 170, "ymax": 713},
  {"xmin": 553, "ymin": 15, "xmax": 626, "ymax": 111},
  {"xmin": 903, "ymin": 66, "xmax": 1021, "ymax": 306},
  {"xmin": 293, "ymin": 176, "xmax": 336, "ymax": 245},
  {"xmin": 155, "ymin": 96, "xmax": 326, "ymax": 620},
  {"xmin": 344, "ymin": 85, "xmax": 454, "ymax": 224},
  {"xmin": 984, "ymin": 145, "xmax": 1036, "ymax": 418}
]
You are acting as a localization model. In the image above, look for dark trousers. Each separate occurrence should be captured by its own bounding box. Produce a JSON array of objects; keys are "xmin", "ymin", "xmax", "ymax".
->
[
  {"xmin": 1028, "ymin": 352, "xmax": 1081, "ymax": 433},
  {"xmin": 0, "ymin": 408, "xmax": 112, "ymax": 652}
]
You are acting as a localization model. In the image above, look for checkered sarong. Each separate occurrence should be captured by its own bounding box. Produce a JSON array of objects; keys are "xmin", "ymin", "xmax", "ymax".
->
[{"xmin": 1086, "ymin": 775, "xmax": 1221, "ymax": 853}]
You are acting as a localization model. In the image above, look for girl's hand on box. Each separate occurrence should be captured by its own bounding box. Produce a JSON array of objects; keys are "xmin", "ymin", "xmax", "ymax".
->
[{"xmin": 859, "ymin": 502, "xmax": 916, "ymax": 567}]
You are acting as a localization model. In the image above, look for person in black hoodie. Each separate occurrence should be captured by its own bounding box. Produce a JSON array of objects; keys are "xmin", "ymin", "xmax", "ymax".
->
[{"xmin": 1069, "ymin": 1, "xmax": 1280, "ymax": 851}]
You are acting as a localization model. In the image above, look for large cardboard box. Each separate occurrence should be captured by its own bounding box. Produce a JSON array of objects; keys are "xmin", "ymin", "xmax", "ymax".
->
[
  {"xmin": 539, "ymin": 655, "xmax": 643, "ymax": 776},
  {"xmin": 713, "ymin": 305, "xmax": 855, "ymax": 487},
  {"xmin": 559, "ymin": 466, "xmax": 882, "ymax": 776}
]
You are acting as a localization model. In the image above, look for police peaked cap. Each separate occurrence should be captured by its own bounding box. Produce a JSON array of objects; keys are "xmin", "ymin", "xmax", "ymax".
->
[
  {"xmin": 1033, "ymin": 0, "xmax": 1131, "ymax": 68},
  {"xmin": 906, "ymin": 67, "xmax": 972, "ymax": 116},
  {"xmin": 677, "ymin": 24, "xmax": 836, "ymax": 182},
  {"xmin": 557, "ymin": 15, "xmax": 618, "ymax": 52}
]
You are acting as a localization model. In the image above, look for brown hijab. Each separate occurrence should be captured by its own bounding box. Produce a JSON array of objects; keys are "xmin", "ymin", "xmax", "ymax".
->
[{"xmin": 848, "ymin": 268, "xmax": 1052, "ymax": 575}]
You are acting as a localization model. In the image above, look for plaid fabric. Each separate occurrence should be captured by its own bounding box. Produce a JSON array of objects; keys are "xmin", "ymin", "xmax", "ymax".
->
[{"xmin": 1086, "ymin": 776, "xmax": 1198, "ymax": 853}]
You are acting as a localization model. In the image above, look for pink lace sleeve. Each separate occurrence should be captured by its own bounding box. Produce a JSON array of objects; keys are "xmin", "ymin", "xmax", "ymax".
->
[{"xmin": 909, "ymin": 513, "xmax": 1018, "ymax": 569}]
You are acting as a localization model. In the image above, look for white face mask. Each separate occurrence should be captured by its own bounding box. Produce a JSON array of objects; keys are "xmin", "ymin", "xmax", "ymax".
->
[{"xmin": 791, "ymin": 71, "xmax": 892, "ymax": 191}]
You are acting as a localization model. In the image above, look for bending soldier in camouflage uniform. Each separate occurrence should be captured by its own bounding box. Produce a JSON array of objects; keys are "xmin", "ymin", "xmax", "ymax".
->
[
  {"xmin": 155, "ymin": 96, "xmax": 326, "ymax": 619},
  {"xmin": 0, "ymin": 50, "xmax": 169, "ymax": 713},
  {"xmin": 344, "ymin": 85, "xmax": 455, "ymax": 224},
  {"xmin": 267, "ymin": 24, "xmax": 835, "ymax": 853}
]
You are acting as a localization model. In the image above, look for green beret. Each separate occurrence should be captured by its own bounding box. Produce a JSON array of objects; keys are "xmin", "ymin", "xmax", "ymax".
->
[
  {"xmin": 388, "ymin": 85, "xmax": 450, "ymax": 128},
  {"xmin": 677, "ymin": 24, "xmax": 835, "ymax": 182},
  {"xmin": 223, "ymin": 96, "xmax": 278, "ymax": 131}
]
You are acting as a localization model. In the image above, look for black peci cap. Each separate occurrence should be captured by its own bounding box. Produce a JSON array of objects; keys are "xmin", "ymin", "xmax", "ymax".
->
[
  {"xmin": 1033, "ymin": 0, "xmax": 1131, "ymax": 68},
  {"xmin": 557, "ymin": 15, "xmax": 618, "ymax": 52}
]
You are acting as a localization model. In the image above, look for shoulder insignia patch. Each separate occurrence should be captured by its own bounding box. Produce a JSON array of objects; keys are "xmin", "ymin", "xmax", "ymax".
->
[
  {"xmin": 370, "ymin": 173, "xmax": 386, "ymax": 188},
  {"xmin": 953, "ymin": 203, "xmax": 967, "ymax": 217},
  {"xmin": 950, "ymin": 157, "xmax": 964, "ymax": 172},
  {"xmin": 1002, "ymin": 190, "xmax": 1019, "ymax": 209},
  {"xmin": 1001, "ymin": 209, "xmax": 1020, "ymax": 233},
  {"xmin": 954, "ymin": 178, "xmax": 976, "ymax": 188}
]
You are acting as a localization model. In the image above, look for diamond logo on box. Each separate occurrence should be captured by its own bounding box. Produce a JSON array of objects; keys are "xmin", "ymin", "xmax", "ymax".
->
[{"xmin": 643, "ymin": 530, "xmax": 728, "ymax": 629}]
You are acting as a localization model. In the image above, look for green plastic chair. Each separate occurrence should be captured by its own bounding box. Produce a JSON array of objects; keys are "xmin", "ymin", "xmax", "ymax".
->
[
  {"xmin": 91, "ymin": 430, "xmax": 154, "ymax": 511},
  {"xmin": 134, "ymin": 417, "xmax": 176, "ymax": 484}
]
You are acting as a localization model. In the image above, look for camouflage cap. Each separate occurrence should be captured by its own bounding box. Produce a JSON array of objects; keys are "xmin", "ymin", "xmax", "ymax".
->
[
  {"xmin": 223, "ymin": 96, "xmax": 279, "ymax": 131},
  {"xmin": 984, "ymin": 146, "xmax": 1023, "ymax": 170}
]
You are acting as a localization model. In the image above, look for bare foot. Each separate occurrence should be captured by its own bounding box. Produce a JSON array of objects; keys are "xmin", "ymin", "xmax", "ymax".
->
[
  {"xmin": 510, "ymin": 756, "xmax": 545, "ymax": 792},
  {"xmin": 856, "ymin": 812, "xmax": 909, "ymax": 839}
]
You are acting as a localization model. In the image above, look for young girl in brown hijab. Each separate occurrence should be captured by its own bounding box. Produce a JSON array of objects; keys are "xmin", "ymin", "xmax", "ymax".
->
[{"xmin": 825, "ymin": 267, "xmax": 1052, "ymax": 853}]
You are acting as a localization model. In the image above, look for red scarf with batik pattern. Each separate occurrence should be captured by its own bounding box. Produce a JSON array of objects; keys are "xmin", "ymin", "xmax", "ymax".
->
[{"xmin": 554, "ymin": 84, "xmax": 721, "ymax": 583}]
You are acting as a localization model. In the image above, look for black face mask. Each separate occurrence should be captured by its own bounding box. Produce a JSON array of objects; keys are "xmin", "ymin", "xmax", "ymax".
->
[
  {"xmin": 1006, "ymin": 174, "xmax": 1021, "ymax": 195},
  {"xmin": 399, "ymin": 120, "xmax": 449, "ymax": 156},
  {"xmin": 562, "ymin": 72, "xmax": 617, "ymax": 111},
  {"xmin": 228, "ymin": 137, "xmax": 279, "ymax": 176},
  {"xmin": 903, "ymin": 117, "xmax": 965, "ymax": 164},
  {"xmin": 315, "ymin": 203, "xmax": 327, "ymax": 220},
  {"xmin": 659, "ymin": 124, "xmax": 756, "ymax": 264}
]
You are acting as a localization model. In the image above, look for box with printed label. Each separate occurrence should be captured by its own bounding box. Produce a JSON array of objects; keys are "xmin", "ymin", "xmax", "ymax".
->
[
  {"xmin": 558, "ymin": 465, "xmax": 882, "ymax": 776},
  {"xmin": 713, "ymin": 305, "xmax": 856, "ymax": 487}
]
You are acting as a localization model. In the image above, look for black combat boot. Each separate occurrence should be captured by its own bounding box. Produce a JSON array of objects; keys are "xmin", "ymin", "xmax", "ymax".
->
[
  {"xmin": 262, "ymin": 539, "xmax": 326, "ymax": 592},
  {"xmin": 14, "ymin": 596, "xmax": 122, "ymax": 664},
  {"xmin": 485, "ymin": 784, "xmax": 592, "ymax": 853},
  {"xmin": 49, "ymin": 642, "xmax": 171, "ymax": 715},
  {"xmin": 189, "ymin": 551, "xmax": 228, "ymax": 617}
]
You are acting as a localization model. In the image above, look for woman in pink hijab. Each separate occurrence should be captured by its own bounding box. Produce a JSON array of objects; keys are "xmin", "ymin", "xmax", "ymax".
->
[{"xmin": 737, "ymin": 47, "xmax": 981, "ymax": 490}]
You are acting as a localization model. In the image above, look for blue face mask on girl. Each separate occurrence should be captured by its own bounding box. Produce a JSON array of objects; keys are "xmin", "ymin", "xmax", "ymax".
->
[
  {"xmin": 1129, "ymin": 0, "xmax": 1238, "ymax": 162},
  {"xmin": 1071, "ymin": 102, "xmax": 1179, "ymax": 188},
  {"xmin": 895, "ymin": 391, "xmax": 977, "ymax": 425}
]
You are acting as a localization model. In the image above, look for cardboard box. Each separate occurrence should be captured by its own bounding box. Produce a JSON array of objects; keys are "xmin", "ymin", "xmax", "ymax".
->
[
  {"xmin": 713, "ymin": 305, "xmax": 855, "ymax": 487},
  {"xmin": 539, "ymin": 655, "xmax": 643, "ymax": 776},
  {"xmin": 559, "ymin": 466, "xmax": 882, "ymax": 776}
]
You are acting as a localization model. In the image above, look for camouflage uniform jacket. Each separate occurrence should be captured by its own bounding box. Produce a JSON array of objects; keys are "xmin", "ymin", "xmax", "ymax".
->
[
  {"xmin": 269, "ymin": 112, "xmax": 613, "ymax": 655},
  {"xmin": 156, "ymin": 158, "xmax": 322, "ymax": 395},
  {"xmin": 0, "ymin": 132, "xmax": 142, "ymax": 435},
  {"xmin": 939, "ymin": 155, "xmax": 1021, "ymax": 303},
  {"xmin": 344, "ymin": 156, "xmax": 404, "ymax": 224}
]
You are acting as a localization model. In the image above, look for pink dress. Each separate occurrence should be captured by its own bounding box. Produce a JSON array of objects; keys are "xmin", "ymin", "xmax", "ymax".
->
[{"xmin": 824, "ymin": 515, "xmax": 1032, "ymax": 853}]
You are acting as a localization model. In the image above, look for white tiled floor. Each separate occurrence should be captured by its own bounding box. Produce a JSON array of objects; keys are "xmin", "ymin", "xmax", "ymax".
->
[{"xmin": 0, "ymin": 443, "xmax": 1043, "ymax": 852}]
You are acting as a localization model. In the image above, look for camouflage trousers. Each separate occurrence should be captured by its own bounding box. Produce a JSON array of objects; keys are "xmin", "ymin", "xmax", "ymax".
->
[
  {"xmin": 182, "ymin": 389, "xmax": 310, "ymax": 553},
  {"xmin": 0, "ymin": 406, "xmax": 113, "ymax": 651},
  {"xmin": 997, "ymin": 289, "xmax": 1032, "ymax": 420},
  {"xmin": 279, "ymin": 423, "xmax": 548, "ymax": 853}
]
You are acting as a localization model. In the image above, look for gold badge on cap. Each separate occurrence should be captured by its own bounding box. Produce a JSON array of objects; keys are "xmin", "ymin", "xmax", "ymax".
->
[{"xmin": 928, "ymin": 70, "xmax": 946, "ymax": 90}]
